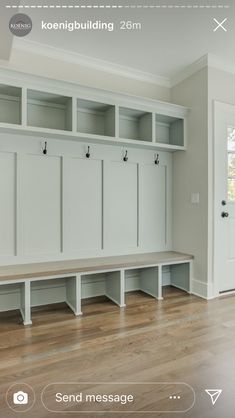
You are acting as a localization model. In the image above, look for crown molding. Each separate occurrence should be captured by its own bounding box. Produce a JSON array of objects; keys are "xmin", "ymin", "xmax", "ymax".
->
[
  {"xmin": 11, "ymin": 40, "xmax": 235, "ymax": 90},
  {"xmin": 170, "ymin": 55, "xmax": 208, "ymax": 87},
  {"xmin": 207, "ymin": 53, "xmax": 235, "ymax": 76},
  {"xmin": 12, "ymin": 38, "xmax": 170, "ymax": 88},
  {"xmin": 171, "ymin": 53, "xmax": 235, "ymax": 87}
]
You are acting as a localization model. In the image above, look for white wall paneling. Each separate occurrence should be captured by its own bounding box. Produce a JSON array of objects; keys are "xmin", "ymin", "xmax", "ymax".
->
[
  {"xmin": 0, "ymin": 134, "xmax": 172, "ymax": 265},
  {"xmin": 139, "ymin": 163, "xmax": 166, "ymax": 250},
  {"xmin": 0, "ymin": 152, "xmax": 16, "ymax": 256},
  {"xmin": 63, "ymin": 157, "xmax": 103, "ymax": 252},
  {"xmin": 103, "ymin": 160, "xmax": 138, "ymax": 250},
  {"xmin": 0, "ymin": 135, "xmax": 172, "ymax": 264},
  {"xmin": 19, "ymin": 153, "xmax": 62, "ymax": 256}
]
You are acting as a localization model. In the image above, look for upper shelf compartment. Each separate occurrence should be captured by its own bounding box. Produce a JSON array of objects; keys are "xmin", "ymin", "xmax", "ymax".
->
[
  {"xmin": 119, "ymin": 107, "xmax": 152, "ymax": 142},
  {"xmin": 27, "ymin": 90, "xmax": 72, "ymax": 131},
  {"xmin": 0, "ymin": 70, "xmax": 188, "ymax": 151},
  {"xmin": 77, "ymin": 99, "xmax": 115, "ymax": 137},
  {"xmin": 0, "ymin": 84, "xmax": 22, "ymax": 125},
  {"xmin": 155, "ymin": 114, "xmax": 184, "ymax": 147}
]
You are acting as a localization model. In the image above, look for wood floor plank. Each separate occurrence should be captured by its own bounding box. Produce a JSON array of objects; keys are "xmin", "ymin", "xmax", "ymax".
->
[{"xmin": 0, "ymin": 287, "xmax": 234, "ymax": 418}]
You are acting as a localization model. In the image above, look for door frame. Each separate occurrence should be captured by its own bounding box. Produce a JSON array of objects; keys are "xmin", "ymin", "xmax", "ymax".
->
[{"xmin": 213, "ymin": 100, "xmax": 235, "ymax": 297}]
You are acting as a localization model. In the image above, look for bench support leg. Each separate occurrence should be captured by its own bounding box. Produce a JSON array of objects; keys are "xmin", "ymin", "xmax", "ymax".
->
[
  {"xmin": 106, "ymin": 270, "xmax": 125, "ymax": 307},
  {"xmin": 66, "ymin": 275, "xmax": 82, "ymax": 316},
  {"xmin": 158, "ymin": 265, "xmax": 163, "ymax": 300},
  {"xmin": 20, "ymin": 281, "xmax": 32, "ymax": 326},
  {"xmin": 120, "ymin": 269, "xmax": 126, "ymax": 308}
]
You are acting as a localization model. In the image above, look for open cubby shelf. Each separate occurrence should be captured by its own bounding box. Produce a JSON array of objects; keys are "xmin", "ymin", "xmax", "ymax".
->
[
  {"xmin": 155, "ymin": 113, "xmax": 184, "ymax": 146},
  {"xmin": 119, "ymin": 107, "xmax": 152, "ymax": 142},
  {"xmin": 27, "ymin": 89, "xmax": 73, "ymax": 131},
  {"xmin": 0, "ymin": 80, "xmax": 187, "ymax": 151},
  {"xmin": 0, "ymin": 257, "xmax": 192, "ymax": 325},
  {"xmin": 77, "ymin": 99, "xmax": 115, "ymax": 137},
  {"xmin": 0, "ymin": 84, "xmax": 22, "ymax": 125}
]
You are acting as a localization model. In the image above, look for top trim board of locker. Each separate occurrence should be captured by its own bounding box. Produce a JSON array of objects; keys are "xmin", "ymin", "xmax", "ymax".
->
[{"xmin": 0, "ymin": 68, "xmax": 189, "ymax": 118}]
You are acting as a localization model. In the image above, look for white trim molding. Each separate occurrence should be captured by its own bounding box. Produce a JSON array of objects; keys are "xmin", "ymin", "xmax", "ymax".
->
[
  {"xmin": 12, "ymin": 38, "xmax": 170, "ymax": 87},
  {"xmin": 10, "ymin": 40, "xmax": 235, "ymax": 89},
  {"xmin": 191, "ymin": 278, "xmax": 214, "ymax": 300},
  {"xmin": 170, "ymin": 55, "xmax": 208, "ymax": 87},
  {"xmin": 171, "ymin": 53, "xmax": 235, "ymax": 87}
]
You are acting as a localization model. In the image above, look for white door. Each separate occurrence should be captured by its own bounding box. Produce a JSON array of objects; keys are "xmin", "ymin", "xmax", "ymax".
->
[{"xmin": 214, "ymin": 102, "xmax": 235, "ymax": 293}]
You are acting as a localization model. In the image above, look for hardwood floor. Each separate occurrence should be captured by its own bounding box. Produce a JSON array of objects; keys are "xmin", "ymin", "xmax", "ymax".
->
[{"xmin": 0, "ymin": 287, "xmax": 234, "ymax": 418}]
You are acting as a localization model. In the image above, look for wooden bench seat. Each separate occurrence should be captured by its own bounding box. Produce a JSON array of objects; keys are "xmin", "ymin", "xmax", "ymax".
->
[{"xmin": 0, "ymin": 251, "xmax": 193, "ymax": 325}]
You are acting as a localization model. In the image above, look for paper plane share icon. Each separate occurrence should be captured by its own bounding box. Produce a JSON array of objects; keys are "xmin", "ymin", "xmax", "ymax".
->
[{"xmin": 205, "ymin": 389, "xmax": 222, "ymax": 405}]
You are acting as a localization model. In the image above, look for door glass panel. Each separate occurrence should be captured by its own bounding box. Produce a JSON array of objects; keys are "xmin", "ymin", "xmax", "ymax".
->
[
  {"xmin": 228, "ymin": 179, "xmax": 235, "ymax": 202},
  {"xmin": 227, "ymin": 126, "xmax": 235, "ymax": 151},
  {"xmin": 228, "ymin": 154, "xmax": 235, "ymax": 177},
  {"xmin": 227, "ymin": 127, "xmax": 235, "ymax": 202}
]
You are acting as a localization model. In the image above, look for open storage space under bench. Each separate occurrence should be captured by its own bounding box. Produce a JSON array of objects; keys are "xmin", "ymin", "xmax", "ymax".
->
[{"xmin": 0, "ymin": 251, "xmax": 193, "ymax": 325}]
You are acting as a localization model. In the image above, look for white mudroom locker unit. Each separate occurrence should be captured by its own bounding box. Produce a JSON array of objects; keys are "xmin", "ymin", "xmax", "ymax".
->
[{"xmin": 0, "ymin": 68, "xmax": 193, "ymax": 324}]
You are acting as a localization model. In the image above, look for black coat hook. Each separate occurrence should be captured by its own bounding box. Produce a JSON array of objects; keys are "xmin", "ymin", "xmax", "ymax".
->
[
  {"xmin": 43, "ymin": 141, "xmax": 47, "ymax": 155},
  {"xmin": 86, "ymin": 146, "xmax": 90, "ymax": 159},
  {"xmin": 155, "ymin": 154, "xmax": 159, "ymax": 165},
  {"xmin": 123, "ymin": 150, "xmax": 128, "ymax": 162}
]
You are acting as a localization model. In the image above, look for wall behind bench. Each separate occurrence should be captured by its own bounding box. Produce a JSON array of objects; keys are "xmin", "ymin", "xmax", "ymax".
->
[{"xmin": 0, "ymin": 133, "xmax": 172, "ymax": 265}]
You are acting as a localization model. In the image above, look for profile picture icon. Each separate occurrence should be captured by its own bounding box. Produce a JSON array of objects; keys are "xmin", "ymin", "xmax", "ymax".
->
[{"xmin": 13, "ymin": 391, "xmax": 29, "ymax": 405}]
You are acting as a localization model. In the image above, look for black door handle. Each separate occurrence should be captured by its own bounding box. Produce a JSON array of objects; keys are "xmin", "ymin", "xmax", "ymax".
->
[{"xmin": 221, "ymin": 211, "xmax": 229, "ymax": 218}]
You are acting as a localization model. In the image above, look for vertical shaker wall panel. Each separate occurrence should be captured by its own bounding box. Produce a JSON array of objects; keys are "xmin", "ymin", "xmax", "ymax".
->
[
  {"xmin": 0, "ymin": 152, "xmax": 16, "ymax": 256},
  {"xmin": 20, "ymin": 154, "xmax": 61, "ymax": 255},
  {"xmin": 63, "ymin": 158, "xmax": 102, "ymax": 252},
  {"xmin": 104, "ymin": 161, "xmax": 138, "ymax": 249},
  {"xmin": 139, "ymin": 164, "xmax": 166, "ymax": 249}
]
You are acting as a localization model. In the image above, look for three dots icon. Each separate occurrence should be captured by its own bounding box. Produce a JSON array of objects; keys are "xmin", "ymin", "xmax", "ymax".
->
[{"xmin": 169, "ymin": 395, "xmax": 181, "ymax": 400}]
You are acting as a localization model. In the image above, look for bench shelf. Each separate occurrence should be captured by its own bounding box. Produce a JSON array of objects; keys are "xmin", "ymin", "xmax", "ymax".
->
[{"xmin": 0, "ymin": 252, "xmax": 193, "ymax": 325}]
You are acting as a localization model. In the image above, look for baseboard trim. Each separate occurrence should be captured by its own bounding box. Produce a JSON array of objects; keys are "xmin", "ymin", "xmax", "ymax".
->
[{"xmin": 191, "ymin": 278, "xmax": 215, "ymax": 300}]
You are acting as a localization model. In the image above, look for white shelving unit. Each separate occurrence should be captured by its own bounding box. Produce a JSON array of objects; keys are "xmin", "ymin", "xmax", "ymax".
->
[
  {"xmin": 119, "ymin": 107, "xmax": 152, "ymax": 142},
  {"xmin": 27, "ymin": 89, "xmax": 73, "ymax": 131},
  {"xmin": 0, "ymin": 69, "xmax": 188, "ymax": 152},
  {"xmin": 155, "ymin": 113, "xmax": 184, "ymax": 146},
  {"xmin": 0, "ymin": 84, "xmax": 22, "ymax": 125},
  {"xmin": 77, "ymin": 99, "xmax": 115, "ymax": 137},
  {"xmin": 0, "ymin": 255, "xmax": 192, "ymax": 325}
]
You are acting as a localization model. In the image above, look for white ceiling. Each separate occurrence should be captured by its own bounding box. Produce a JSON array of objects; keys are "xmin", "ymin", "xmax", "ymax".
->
[{"xmin": 5, "ymin": 0, "xmax": 235, "ymax": 82}]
